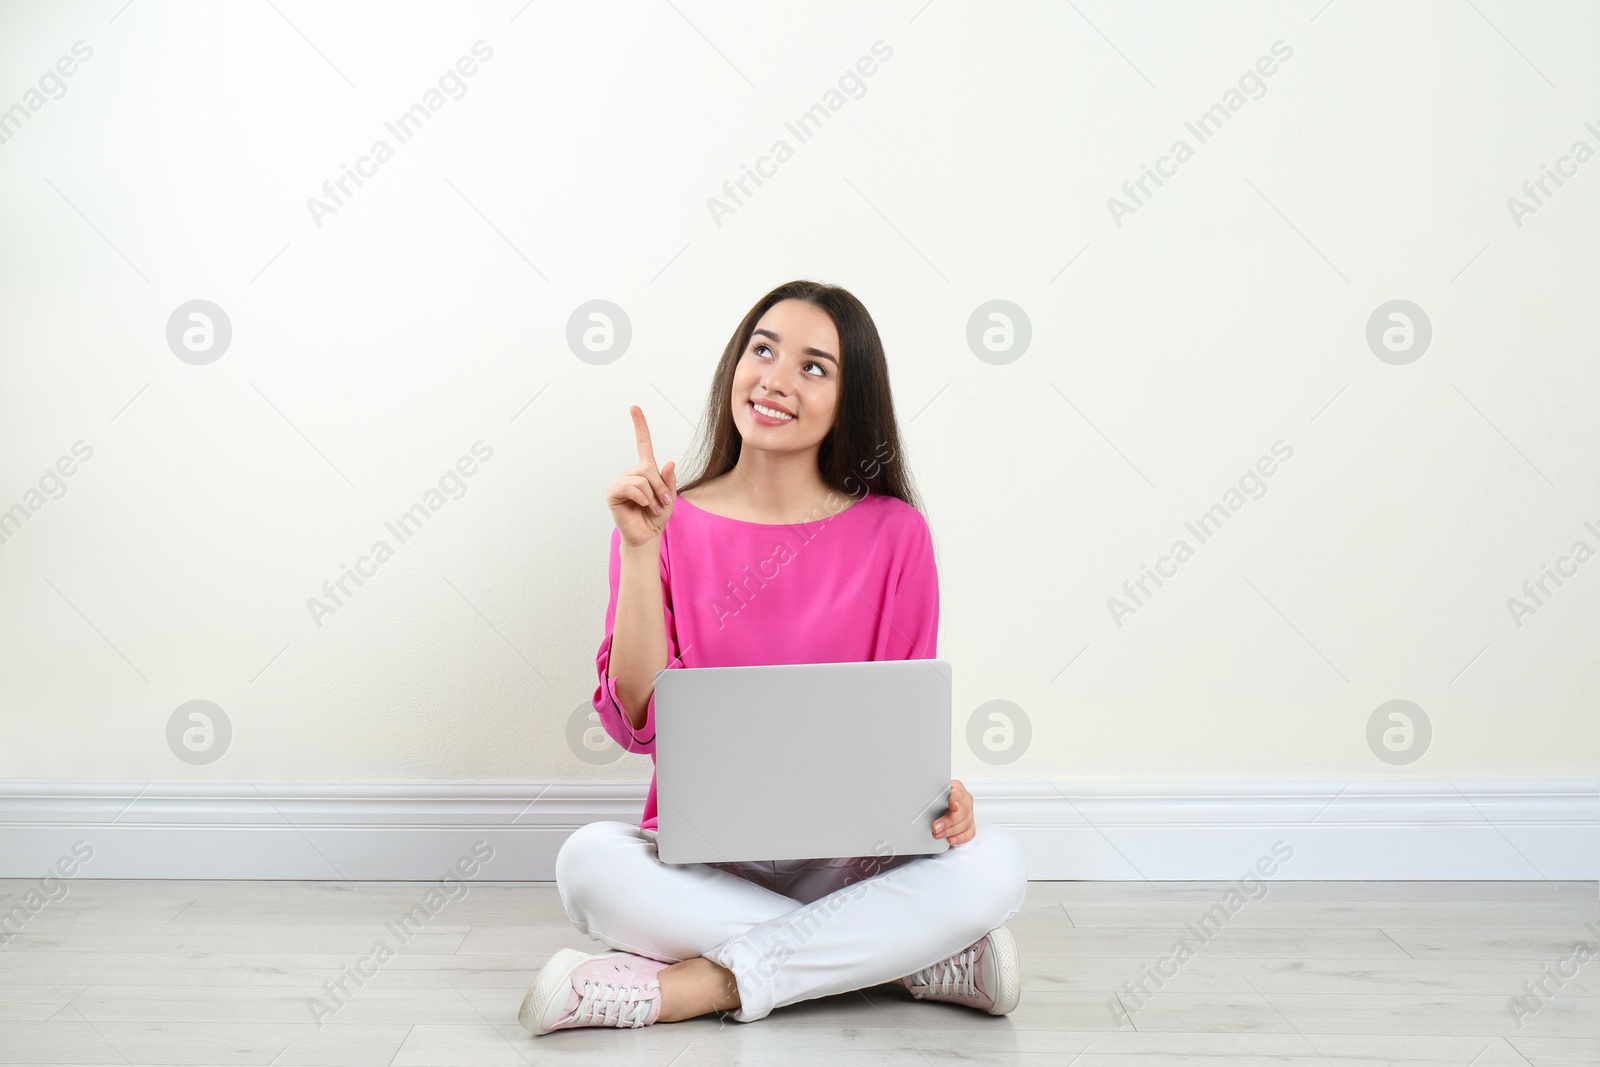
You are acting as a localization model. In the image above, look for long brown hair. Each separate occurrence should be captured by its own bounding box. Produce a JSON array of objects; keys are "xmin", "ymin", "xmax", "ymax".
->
[{"xmin": 675, "ymin": 280, "xmax": 926, "ymax": 515}]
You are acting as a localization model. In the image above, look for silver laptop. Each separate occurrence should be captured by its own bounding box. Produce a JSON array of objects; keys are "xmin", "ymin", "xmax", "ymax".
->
[{"xmin": 652, "ymin": 658, "xmax": 953, "ymax": 865}]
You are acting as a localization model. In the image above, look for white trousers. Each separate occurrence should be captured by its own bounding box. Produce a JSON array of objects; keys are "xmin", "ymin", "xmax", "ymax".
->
[{"xmin": 554, "ymin": 817, "xmax": 1029, "ymax": 1022}]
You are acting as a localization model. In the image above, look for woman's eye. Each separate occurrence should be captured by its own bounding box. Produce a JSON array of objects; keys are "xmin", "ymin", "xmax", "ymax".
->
[{"xmin": 750, "ymin": 344, "xmax": 824, "ymax": 377}]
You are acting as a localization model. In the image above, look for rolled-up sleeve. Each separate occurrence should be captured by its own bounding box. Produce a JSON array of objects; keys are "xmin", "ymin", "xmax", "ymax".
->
[{"xmin": 592, "ymin": 527, "xmax": 677, "ymax": 754}]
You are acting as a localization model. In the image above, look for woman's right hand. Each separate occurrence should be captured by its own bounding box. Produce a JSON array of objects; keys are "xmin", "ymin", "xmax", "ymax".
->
[{"xmin": 607, "ymin": 405, "xmax": 678, "ymax": 548}]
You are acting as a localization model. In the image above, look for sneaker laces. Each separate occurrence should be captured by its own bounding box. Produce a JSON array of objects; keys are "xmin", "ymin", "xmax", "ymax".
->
[
  {"xmin": 570, "ymin": 974, "xmax": 659, "ymax": 1027},
  {"xmin": 912, "ymin": 942, "xmax": 981, "ymax": 1000}
]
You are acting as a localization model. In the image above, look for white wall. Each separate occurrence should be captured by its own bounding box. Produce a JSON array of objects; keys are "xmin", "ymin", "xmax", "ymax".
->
[{"xmin": 1, "ymin": 1, "xmax": 1595, "ymax": 808}]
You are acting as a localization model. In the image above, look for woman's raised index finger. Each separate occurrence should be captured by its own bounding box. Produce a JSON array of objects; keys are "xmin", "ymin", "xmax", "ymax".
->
[{"xmin": 630, "ymin": 405, "xmax": 658, "ymax": 467}]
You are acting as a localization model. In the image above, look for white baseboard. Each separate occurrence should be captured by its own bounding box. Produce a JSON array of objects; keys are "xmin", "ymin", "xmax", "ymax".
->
[{"xmin": 0, "ymin": 778, "xmax": 1594, "ymax": 881}]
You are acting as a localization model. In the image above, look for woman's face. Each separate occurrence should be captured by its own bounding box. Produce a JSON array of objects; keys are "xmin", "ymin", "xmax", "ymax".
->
[{"xmin": 731, "ymin": 298, "xmax": 841, "ymax": 454}]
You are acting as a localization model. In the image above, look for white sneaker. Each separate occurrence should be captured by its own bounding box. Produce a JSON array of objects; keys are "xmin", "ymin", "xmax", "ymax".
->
[
  {"xmin": 899, "ymin": 926, "xmax": 1021, "ymax": 1015},
  {"xmin": 519, "ymin": 948, "xmax": 671, "ymax": 1035}
]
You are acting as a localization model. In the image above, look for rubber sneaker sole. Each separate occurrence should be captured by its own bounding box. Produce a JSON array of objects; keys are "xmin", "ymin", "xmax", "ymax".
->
[
  {"xmin": 519, "ymin": 948, "xmax": 645, "ymax": 1035},
  {"xmin": 985, "ymin": 925, "xmax": 1021, "ymax": 1015}
]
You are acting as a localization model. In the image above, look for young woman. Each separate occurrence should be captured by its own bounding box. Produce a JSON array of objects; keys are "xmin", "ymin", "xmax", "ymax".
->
[{"xmin": 519, "ymin": 280, "xmax": 1029, "ymax": 1036}]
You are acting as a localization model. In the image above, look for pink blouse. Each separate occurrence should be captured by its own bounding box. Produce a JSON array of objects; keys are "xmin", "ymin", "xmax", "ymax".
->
[{"xmin": 591, "ymin": 489, "xmax": 940, "ymax": 831}]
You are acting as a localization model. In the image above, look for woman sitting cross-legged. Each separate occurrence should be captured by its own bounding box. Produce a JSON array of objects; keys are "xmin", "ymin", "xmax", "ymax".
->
[{"xmin": 519, "ymin": 280, "xmax": 1028, "ymax": 1035}]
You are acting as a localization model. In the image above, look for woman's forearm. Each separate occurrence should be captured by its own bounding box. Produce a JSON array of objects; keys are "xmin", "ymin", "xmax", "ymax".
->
[{"xmin": 607, "ymin": 537, "xmax": 669, "ymax": 732}]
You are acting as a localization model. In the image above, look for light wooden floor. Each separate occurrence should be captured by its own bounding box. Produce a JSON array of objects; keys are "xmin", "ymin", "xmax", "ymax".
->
[{"xmin": 0, "ymin": 878, "xmax": 1595, "ymax": 1066}]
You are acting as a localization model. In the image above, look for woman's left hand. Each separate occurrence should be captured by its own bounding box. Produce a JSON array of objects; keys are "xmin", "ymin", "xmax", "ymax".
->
[{"xmin": 933, "ymin": 779, "xmax": 975, "ymax": 846}]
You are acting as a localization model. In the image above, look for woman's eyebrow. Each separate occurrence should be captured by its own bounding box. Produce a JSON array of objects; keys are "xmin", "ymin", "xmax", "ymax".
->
[{"xmin": 752, "ymin": 328, "xmax": 837, "ymax": 365}]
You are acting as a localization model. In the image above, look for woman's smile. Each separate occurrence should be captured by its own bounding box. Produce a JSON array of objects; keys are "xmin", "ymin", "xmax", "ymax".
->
[{"xmin": 749, "ymin": 400, "xmax": 797, "ymax": 426}]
